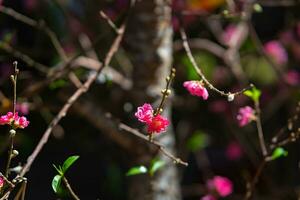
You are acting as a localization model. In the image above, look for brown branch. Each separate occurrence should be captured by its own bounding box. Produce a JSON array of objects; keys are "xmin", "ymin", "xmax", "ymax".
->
[
  {"xmin": 19, "ymin": 23, "xmax": 126, "ymax": 177},
  {"xmin": 254, "ymin": 101, "xmax": 268, "ymax": 156},
  {"xmin": 63, "ymin": 177, "xmax": 80, "ymax": 200},
  {"xmin": 119, "ymin": 123, "xmax": 188, "ymax": 166},
  {"xmin": 0, "ymin": 42, "xmax": 48, "ymax": 73},
  {"xmin": 0, "ymin": 6, "xmax": 67, "ymax": 61}
]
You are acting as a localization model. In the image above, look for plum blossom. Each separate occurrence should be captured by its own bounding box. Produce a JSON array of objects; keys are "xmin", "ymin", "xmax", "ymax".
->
[
  {"xmin": 201, "ymin": 194, "xmax": 216, "ymax": 200},
  {"xmin": 237, "ymin": 106, "xmax": 255, "ymax": 127},
  {"xmin": 135, "ymin": 103, "xmax": 154, "ymax": 123},
  {"xmin": 264, "ymin": 40, "xmax": 288, "ymax": 65},
  {"xmin": 183, "ymin": 81, "xmax": 209, "ymax": 100},
  {"xmin": 0, "ymin": 176, "xmax": 4, "ymax": 188},
  {"xmin": 207, "ymin": 176, "xmax": 233, "ymax": 197},
  {"xmin": 135, "ymin": 104, "xmax": 169, "ymax": 134},
  {"xmin": 0, "ymin": 112, "xmax": 29, "ymax": 129},
  {"xmin": 16, "ymin": 102, "xmax": 30, "ymax": 115},
  {"xmin": 147, "ymin": 114, "xmax": 169, "ymax": 133}
]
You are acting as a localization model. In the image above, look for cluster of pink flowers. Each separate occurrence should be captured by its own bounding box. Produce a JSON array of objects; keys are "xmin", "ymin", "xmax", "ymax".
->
[
  {"xmin": 135, "ymin": 104, "xmax": 169, "ymax": 134},
  {"xmin": 202, "ymin": 176, "xmax": 233, "ymax": 200},
  {"xmin": 183, "ymin": 81, "xmax": 209, "ymax": 100},
  {"xmin": 0, "ymin": 112, "xmax": 30, "ymax": 129},
  {"xmin": 264, "ymin": 40, "xmax": 288, "ymax": 65},
  {"xmin": 237, "ymin": 106, "xmax": 255, "ymax": 127}
]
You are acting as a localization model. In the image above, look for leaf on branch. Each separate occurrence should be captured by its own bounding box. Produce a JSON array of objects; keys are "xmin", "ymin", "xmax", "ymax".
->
[
  {"xmin": 52, "ymin": 174, "xmax": 62, "ymax": 194},
  {"xmin": 243, "ymin": 86, "xmax": 261, "ymax": 103},
  {"xmin": 62, "ymin": 155, "xmax": 80, "ymax": 174},
  {"xmin": 126, "ymin": 166, "xmax": 148, "ymax": 176},
  {"xmin": 271, "ymin": 147, "xmax": 288, "ymax": 160},
  {"xmin": 149, "ymin": 159, "xmax": 165, "ymax": 176}
]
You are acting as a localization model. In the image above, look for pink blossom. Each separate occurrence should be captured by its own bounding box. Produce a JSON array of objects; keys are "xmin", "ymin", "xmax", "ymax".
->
[
  {"xmin": 201, "ymin": 194, "xmax": 216, "ymax": 200},
  {"xmin": 135, "ymin": 103, "xmax": 154, "ymax": 123},
  {"xmin": 284, "ymin": 70, "xmax": 300, "ymax": 86},
  {"xmin": 0, "ymin": 176, "xmax": 4, "ymax": 188},
  {"xmin": 237, "ymin": 106, "xmax": 255, "ymax": 127},
  {"xmin": 226, "ymin": 142, "xmax": 243, "ymax": 160},
  {"xmin": 207, "ymin": 176, "xmax": 233, "ymax": 197},
  {"xmin": 0, "ymin": 112, "xmax": 15, "ymax": 125},
  {"xmin": 264, "ymin": 40, "xmax": 288, "ymax": 65},
  {"xmin": 183, "ymin": 81, "xmax": 209, "ymax": 100},
  {"xmin": 16, "ymin": 102, "xmax": 30, "ymax": 115},
  {"xmin": 0, "ymin": 112, "xmax": 29, "ymax": 129},
  {"xmin": 222, "ymin": 25, "xmax": 238, "ymax": 46},
  {"xmin": 147, "ymin": 114, "xmax": 169, "ymax": 134},
  {"xmin": 14, "ymin": 115, "xmax": 30, "ymax": 129}
]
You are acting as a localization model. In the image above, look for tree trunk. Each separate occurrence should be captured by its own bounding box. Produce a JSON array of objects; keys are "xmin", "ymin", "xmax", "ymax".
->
[{"xmin": 125, "ymin": 1, "xmax": 181, "ymax": 200}]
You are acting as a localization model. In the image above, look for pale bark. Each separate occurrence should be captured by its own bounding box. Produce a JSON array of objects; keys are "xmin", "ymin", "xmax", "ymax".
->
[{"xmin": 125, "ymin": 0, "xmax": 181, "ymax": 200}]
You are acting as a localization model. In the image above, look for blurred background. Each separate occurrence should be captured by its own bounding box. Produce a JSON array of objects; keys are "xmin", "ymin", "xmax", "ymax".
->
[{"xmin": 0, "ymin": 0, "xmax": 300, "ymax": 199}]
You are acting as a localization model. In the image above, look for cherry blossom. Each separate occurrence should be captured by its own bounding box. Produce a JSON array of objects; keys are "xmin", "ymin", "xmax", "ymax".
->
[
  {"xmin": 264, "ymin": 40, "xmax": 288, "ymax": 65},
  {"xmin": 183, "ymin": 81, "xmax": 209, "ymax": 100},
  {"xmin": 207, "ymin": 176, "xmax": 233, "ymax": 197},
  {"xmin": 0, "ymin": 112, "xmax": 30, "ymax": 129},
  {"xmin": 237, "ymin": 106, "xmax": 255, "ymax": 127}
]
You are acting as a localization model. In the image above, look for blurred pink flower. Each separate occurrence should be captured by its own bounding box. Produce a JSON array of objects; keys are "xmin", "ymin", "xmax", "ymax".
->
[
  {"xmin": 135, "ymin": 103, "xmax": 154, "ymax": 123},
  {"xmin": 207, "ymin": 176, "xmax": 233, "ymax": 197},
  {"xmin": 0, "ymin": 176, "xmax": 4, "ymax": 188},
  {"xmin": 147, "ymin": 114, "xmax": 169, "ymax": 134},
  {"xmin": 284, "ymin": 70, "xmax": 300, "ymax": 86},
  {"xmin": 237, "ymin": 106, "xmax": 255, "ymax": 127},
  {"xmin": 183, "ymin": 81, "xmax": 209, "ymax": 100},
  {"xmin": 16, "ymin": 102, "xmax": 30, "ymax": 115},
  {"xmin": 222, "ymin": 25, "xmax": 238, "ymax": 46},
  {"xmin": 0, "ymin": 112, "xmax": 29, "ymax": 129},
  {"xmin": 201, "ymin": 194, "xmax": 216, "ymax": 200},
  {"xmin": 226, "ymin": 142, "xmax": 243, "ymax": 160},
  {"xmin": 264, "ymin": 40, "xmax": 288, "ymax": 65}
]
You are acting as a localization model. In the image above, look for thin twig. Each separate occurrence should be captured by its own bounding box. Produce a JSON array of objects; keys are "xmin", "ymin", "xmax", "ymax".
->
[
  {"xmin": 19, "ymin": 21, "xmax": 127, "ymax": 178},
  {"xmin": 179, "ymin": 27, "xmax": 252, "ymax": 98},
  {"xmin": 63, "ymin": 177, "xmax": 80, "ymax": 200},
  {"xmin": 119, "ymin": 123, "xmax": 188, "ymax": 166},
  {"xmin": 0, "ymin": 6, "xmax": 67, "ymax": 61},
  {"xmin": 254, "ymin": 101, "xmax": 268, "ymax": 156}
]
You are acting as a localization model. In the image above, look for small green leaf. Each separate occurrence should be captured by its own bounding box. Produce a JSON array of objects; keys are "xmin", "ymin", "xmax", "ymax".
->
[
  {"xmin": 149, "ymin": 159, "xmax": 165, "ymax": 176},
  {"xmin": 62, "ymin": 155, "xmax": 79, "ymax": 174},
  {"xmin": 253, "ymin": 3, "xmax": 263, "ymax": 13},
  {"xmin": 243, "ymin": 87, "xmax": 261, "ymax": 103},
  {"xmin": 52, "ymin": 175, "xmax": 62, "ymax": 194},
  {"xmin": 271, "ymin": 147, "xmax": 288, "ymax": 160},
  {"xmin": 126, "ymin": 166, "xmax": 148, "ymax": 176},
  {"xmin": 53, "ymin": 164, "xmax": 63, "ymax": 175},
  {"xmin": 49, "ymin": 79, "xmax": 67, "ymax": 90},
  {"xmin": 186, "ymin": 131, "xmax": 209, "ymax": 152}
]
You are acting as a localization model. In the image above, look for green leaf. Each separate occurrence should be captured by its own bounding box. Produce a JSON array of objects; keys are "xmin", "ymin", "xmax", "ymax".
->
[
  {"xmin": 49, "ymin": 79, "xmax": 67, "ymax": 90},
  {"xmin": 62, "ymin": 155, "xmax": 79, "ymax": 174},
  {"xmin": 271, "ymin": 147, "xmax": 288, "ymax": 160},
  {"xmin": 52, "ymin": 175, "xmax": 62, "ymax": 194},
  {"xmin": 126, "ymin": 166, "xmax": 148, "ymax": 176},
  {"xmin": 253, "ymin": 3, "xmax": 263, "ymax": 13},
  {"xmin": 149, "ymin": 159, "xmax": 165, "ymax": 176},
  {"xmin": 186, "ymin": 131, "xmax": 209, "ymax": 152},
  {"xmin": 243, "ymin": 87, "xmax": 261, "ymax": 103}
]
